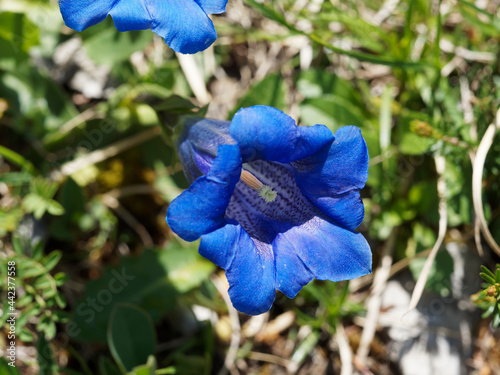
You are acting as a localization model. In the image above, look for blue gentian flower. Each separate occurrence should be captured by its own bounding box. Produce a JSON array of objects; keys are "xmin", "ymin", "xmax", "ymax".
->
[
  {"xmin": 59, "ymin": 0, "xmax": 228, "ymax": 54},
  {"xmin": 167, "ymin": 105, "xmax": 372, "ymax": 315}
]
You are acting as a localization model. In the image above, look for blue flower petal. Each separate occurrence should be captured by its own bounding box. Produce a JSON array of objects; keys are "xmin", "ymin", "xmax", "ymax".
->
[
  {"xmin": 273, "ymin": 232, "xmax": 315, "ymax": 298},
  {"xmin": 195, "ymin": 0, "xmax": 228, "ymax": 14},
  {"xmin": 147, "ymin": 0, "xmax": 218, "ymax": 54},
  {"xmin": 59, "ymin": 0, "xmax": 116, "ymax": 31},
  {"xmin": 166, "ymin": 144, "xmax": 241, "ymax": 241},
  {"xmin": 59, "ymin": 0, "xmax": 224, "ymax": 54},
  {"xmin": 274, "ymin": 216, "xmax": 371, "ymax": 298},
  {"xmin": 109, "ymin": 0, "xmax": 151, "ymax": 30},
  {"xmin": 228, "ymin": 229, "xmax": 276, "ymax": 315},
  {"xmin": 230, "ymin": 106, "xmax": 334, "ymax": 163},
  {"xmin": 199, "ymin": 220, "xmax": 239, "ymax": 269},
  {"xmin": 294, "ymin": 126, "xmax": 369, "ymax": 196},
  {"xmin": 176, "ymin": 117, "xmax": 233, "ymax": 183},
  {"xmin": 306, "ymin": 190, "xmax": 365, "ymax": 231},
  {"xmin": 200, "ymin": 222, "xmax": 276, "ymax": 315}
]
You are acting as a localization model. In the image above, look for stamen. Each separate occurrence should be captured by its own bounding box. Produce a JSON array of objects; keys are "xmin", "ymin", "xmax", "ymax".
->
[
  {"xmin": 240, "ymin": 170, "xmax": 277, "ymax": 203},
  {"xmin": 240, "ymin": 170, "xmax": 263, "ymax": 190}
]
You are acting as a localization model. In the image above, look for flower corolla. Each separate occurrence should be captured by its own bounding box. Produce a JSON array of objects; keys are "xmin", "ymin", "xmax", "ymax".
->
[{"xmin": 167, "ymin": 105, "xmax": 372, "ymax": 315}]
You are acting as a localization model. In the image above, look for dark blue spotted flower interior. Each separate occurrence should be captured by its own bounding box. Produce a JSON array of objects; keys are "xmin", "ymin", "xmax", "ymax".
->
[
  {"xmin": 59, "ymin": 0, "xmax": 228, "ymax": 54},
  {"xmin": 167, "ymin": 105, "xmax": 372, "ymax": 315}
]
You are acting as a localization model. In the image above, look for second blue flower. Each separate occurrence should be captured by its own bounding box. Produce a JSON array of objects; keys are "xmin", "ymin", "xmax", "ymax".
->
[{"xmin": 59, "ymin": 0, "xmax": 228, "ymax": 54}]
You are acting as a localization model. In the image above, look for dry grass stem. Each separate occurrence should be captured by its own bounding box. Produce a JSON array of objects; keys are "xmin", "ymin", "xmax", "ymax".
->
[
  {"xmin": 407, "ymin": 155, "xmax": 447, "ymax": 313},
  {"xmin": 472, "ymin": 109, "xmax": 500, "ymax": 256}
]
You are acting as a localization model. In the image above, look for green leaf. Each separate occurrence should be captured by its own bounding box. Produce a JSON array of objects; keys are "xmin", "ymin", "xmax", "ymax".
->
[
  {"xmin": 128, "ymin": 355, "xmax": 157, "ymax": 375},
  {"xmin": 399, "ymin": 133, "xmax": 435, "ymax": 155},
  {"xmin": 71, "ymin": 249, "xmax": 178, "ymax": 343},
  {"xmin": 0, "ymin": 145, "xmax": 37, "ymax": 174},
  {"xmin": 54, "ymin": 272, "xmax": 69, "ymax": 287},
  {"xmin": 16, "ymin": 293, "xmax": 32, "ymax": 308},
  {"xmin": 493, "ymin": 307, "xmax": 500, "ymax": 328},
  {"xmin": 0, "ymin": 208, "xmax": 23, "ymax": 234},
  {"xmin": 480, "ymin": 272, "xmax": 496, "ymax": 285},
  {"xmin": 229, "ymin": 73, "xmax": 286, "ymax": 118},
  {"xmin": 0, "ymin": 357, "xmax": 22, "ymax": 375},
  {"xmin": 108, "ymin": 304, "xmax": 156, "ymax": 373},
  {"xmin": 379, "ymin": 86, "xmax": 393, "ymax": 153},
  {"xmin": 161, "ymin": 240, "xmax": 215, "ymax": 294},
  {"xmin": 83, "ymin": 27, "xmax": 153, "ymax": 66},
  {"xmin": 481, "ymin": 265, "xmax": 496, "ymax": 278},
  {"xmin": 46, "ymin": 200, "xmax": 65, "ymax": 216},
  {"xmin": 11, "ymin": 236, "xmax": 23, "ymax": 255},
  {"xmin": 42, "ymin": 250, "xmax": 62, "ymax": 272},
  {"xmin": 38, "ymin": 318, "xmax": 56, "ymax": 341},
  {"xmin": 32, "ymin": 241, "xmax": 44, "ymax": 260},
  {"xmin": 16, "ymin": 257, "xmax": 46, "ymax": 278},
  {"xmin": 22, "ymin": 178, "xmax": 65, "ymax": 219},
  {"xmin": 33, "ymin": 274, "xmax": 54, "ymax": 293},
  {"xmin": 409, "ymin": 249, "xmax": 454, "ymax": 297},
  {"xmin": 19, "ymin": 328, "xmax": 34, "ymax": 342},
  {"xmin": 0, "ymin": 172, "xmax": 33, "ymax": 186},
  {"xmin": 16, "ymin": 303, "xmax": 41, "ymax": 329},
  {"xmin": 299, "ymin": 95, "xmax": 369, "ymax": 131},
  {"xmin": 54, "ymin": 292, "xmax": 67, "ymax": 309},
  {"xmin": 289, "ymin": 330, "xmax": 320, "ymax": 367},
  {"xmin": 98, "ymin": 356, "xmax": 122, "ymax": 375},
  {"xmin": 154, "ymin": 367, "xmax": 177, "ymax": 375},
  {"xmin": 37, "ymin": 333, "xmax": 57, "ymax": 375},
  {"xmin": 22, "ymin": 194, "xmax": 48, "ymax": 219},
  {"xmin": 50, "ymin": 178, "xmax": 86, "ymax": 242}
]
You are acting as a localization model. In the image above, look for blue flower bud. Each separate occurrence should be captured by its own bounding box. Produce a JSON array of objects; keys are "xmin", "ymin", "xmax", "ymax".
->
[{"xmin": 174, "ymin": 116, "xmax": 235, "ymax": 183}]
